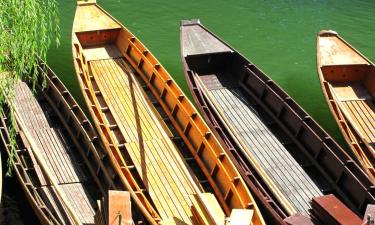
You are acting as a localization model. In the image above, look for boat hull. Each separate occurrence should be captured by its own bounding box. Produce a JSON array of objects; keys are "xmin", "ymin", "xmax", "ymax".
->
[
  {"xmin": 180, "ymin": 20, "xmax": 375, "ymax": 218},
  {"xmin": 316, "ymin": 30, "xmax": 375, "ymax": 181},
  {"xmin": 72, "ymin": 3, "xmax": 266, "ymax": 225},
  {"xmin": 0, "ymin": 63, "xmax": 116, "ymax": 225}
]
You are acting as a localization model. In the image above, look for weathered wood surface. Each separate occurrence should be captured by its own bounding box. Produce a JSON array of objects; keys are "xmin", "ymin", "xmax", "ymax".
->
[
  {"xmin": 311, "ymin": 194, "xmax": 362, "ymax": 225},
  {"xmin": 318, "ymin": 32, "xmax": 369, "ymax": 66},
  {"xmin": 89, "ymin": 57, "xmax": 199, "ymax": 224},
  {"xmin": 13, "ymin": 82, "xmax": 96, "ymax": 224},
  {"xmin": 74, "ymin": 4, "xmax": 120, "ymax": 32},
  {"xmin": 180, "ymin": 21, "xmax": 232, "ymax": 57},
  {"xmin": 202, "ymin": 80, "xmax": 322, "ymax": 213}
]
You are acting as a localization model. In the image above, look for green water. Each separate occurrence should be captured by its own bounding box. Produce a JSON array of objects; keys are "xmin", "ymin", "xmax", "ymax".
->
[
  {"xmin": 48, "ymin": 0, "xmax": 375, "ymax": 146},
  {"xmin": 4, "ymin": 0, "xmax": 375, "ymax": 224}
]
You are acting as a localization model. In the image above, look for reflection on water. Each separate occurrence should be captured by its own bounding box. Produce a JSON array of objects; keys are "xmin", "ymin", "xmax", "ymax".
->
[{"xmin": 3, "ymin": 0, "xmax": 375, "ymax": 224}]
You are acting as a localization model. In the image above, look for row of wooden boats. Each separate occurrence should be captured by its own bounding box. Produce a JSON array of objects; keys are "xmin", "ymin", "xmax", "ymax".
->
[{"xmin": 0, "ymin": 1, "xmax": 374, "ymax": 224}]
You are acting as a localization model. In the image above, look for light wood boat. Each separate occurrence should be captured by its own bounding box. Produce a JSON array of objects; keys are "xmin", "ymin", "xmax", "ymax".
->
[
  {"xmin": 0, "ymin": 62, "xmax": 118, "ymax": 225},
  {"xmin": 180, "ymin": 19, "xmax": 375, "ymax": 218},
  {"xmin": 317, "ymin": 30, "xmax": 375, "ymax": 181},
  {"xmin": 72, "ymin": 1, "xmax": 265, "ymax": 225}
]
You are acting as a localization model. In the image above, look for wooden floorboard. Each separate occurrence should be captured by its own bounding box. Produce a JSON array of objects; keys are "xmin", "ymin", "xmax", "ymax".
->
[
  {"xmin": 90, "ymin": 58, "xmax": 199, "ymax": 224},
  {"xmin": 14, "ymin": 81, "xmax": 96, "ymax": 225},
  {"xmin": 208, "ymin": 86, "xmax": 322, "ymax": 214},
  {"xmin": 342, "ymin": 100, "xmax": 375, "ymax": 145}
]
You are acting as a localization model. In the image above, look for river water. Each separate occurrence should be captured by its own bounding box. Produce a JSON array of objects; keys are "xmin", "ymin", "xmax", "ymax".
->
[{"xmin": 2, "ymin": 0, "xmax": 375, "ymax": 224}]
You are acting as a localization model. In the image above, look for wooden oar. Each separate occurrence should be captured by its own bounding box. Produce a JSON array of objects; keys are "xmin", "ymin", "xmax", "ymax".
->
[{"xmin": 13, "ymin": 106, "xmax": 83, "ymax": 225}]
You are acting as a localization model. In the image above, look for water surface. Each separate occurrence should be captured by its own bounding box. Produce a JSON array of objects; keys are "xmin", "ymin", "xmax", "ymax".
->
[{"xmin": 4, "ymin": 0, "xmax": 375, "ymax": 223}]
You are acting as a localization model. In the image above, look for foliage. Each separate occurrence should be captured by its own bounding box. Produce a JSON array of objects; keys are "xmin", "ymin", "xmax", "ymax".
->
[{"xmin": 0, "ymin": 0, "xmax": 60, "ymax": 175}]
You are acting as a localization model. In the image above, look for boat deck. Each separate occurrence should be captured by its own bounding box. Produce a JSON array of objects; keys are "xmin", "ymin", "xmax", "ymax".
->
[
  {"xmin": 331, "ymin": 82, "xmax": 375, "ymax": 148},
  {"xmin": 88, "ymin": 56, "xmax": 199, "ymax": 224},
  {"xmin": 14, "ymin": 82, "xmax": 96, "ymax": 224},
  {"xmin": 197, "ymin": 74, "xmax": 323, "ymax": 214}
]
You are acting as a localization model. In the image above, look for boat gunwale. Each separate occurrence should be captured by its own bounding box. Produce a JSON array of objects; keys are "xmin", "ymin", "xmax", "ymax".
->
[
  {"xmin": 72, "ymin": 4, "xmax": 267, "ymax": 225},
  {"xmin": 72, "ymin": 4, "xmax": 165, "ymax": 225},
  {"xmin": 0, "ymin": 62, "xmax": 116, "ymax": 225},
  {"xmin": 179, "ymin": 20, "xmax": 290, "ymax": 225},
  {"xmin": 316, "ymin": 31, "xmax": 375, "ymax": 180},
  {"xmin": 180, "ymin": 20, "xmax": 375, "ymax": 217}
]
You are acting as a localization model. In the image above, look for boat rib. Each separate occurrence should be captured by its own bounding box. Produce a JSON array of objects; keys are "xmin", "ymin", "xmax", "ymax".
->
[
  {"xmin": 90, "ymin": 56, "xmax": 199, "ymax": 222},
  {"xmin": 181, "ymin": 19, "xmax": 322, "ymax": 215},
  {"xmin": 180, "ymin": 19, "xmax": 375, "ymax": 219},
  {"xmin": 72, "ymin": 2, "xmax": 265, "ymax": 225},
  {"xmin": 0, "ymin": 63, "xmax": 117, "ymax": 225},
  {"xmin": 317, "ymin": 30, "xmax": 375, "ymax": 181}
]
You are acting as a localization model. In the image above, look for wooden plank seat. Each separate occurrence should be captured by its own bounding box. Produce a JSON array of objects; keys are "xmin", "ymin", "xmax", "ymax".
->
[{"xmin": 13, "ymin": 82, "xmax": 97, "ymax": 224}]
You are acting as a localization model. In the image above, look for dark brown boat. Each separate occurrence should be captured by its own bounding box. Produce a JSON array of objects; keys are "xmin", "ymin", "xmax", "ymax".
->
[
  {"xmin": 180, "ymin": 19, "xmax": 375, "ymax": 219},
  {"xmin": 0, "ymin": 63, "xmax": 123, "ymax": 225}
]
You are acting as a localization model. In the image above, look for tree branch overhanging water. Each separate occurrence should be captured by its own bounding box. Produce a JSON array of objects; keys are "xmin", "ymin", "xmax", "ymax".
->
[{"xmin": 0, "ymin": 0, "xmax": 60, "ymax": 175}]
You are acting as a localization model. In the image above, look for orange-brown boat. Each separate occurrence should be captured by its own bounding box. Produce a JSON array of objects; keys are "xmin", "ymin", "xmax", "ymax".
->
[
  {"xmin": 317, "ymin": 30, "xmax": 375, "ymax": 181},
  {"xmin": 72, "ymin": 1, "xmax": 265, "ymax": 225}
]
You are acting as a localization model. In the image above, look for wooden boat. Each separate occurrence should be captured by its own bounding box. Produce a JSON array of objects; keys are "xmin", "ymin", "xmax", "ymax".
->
[
  {"xmin": 0, "ymin": 142, "xmax": 2, "ymax": 204},
  {"xmin": 317, "ymin": 30, "xmax": 375, "ymax": 181},
  {"xmin": 180, "ymin": 19, "xmax": 375, "ymax": 219},
  {"xmin": 72, "ymin": 1, "xmax": 265, "ymax": 225},
  {"xmin": 0, "ymin": 62, "xmax": 120, "ymax": 225}
]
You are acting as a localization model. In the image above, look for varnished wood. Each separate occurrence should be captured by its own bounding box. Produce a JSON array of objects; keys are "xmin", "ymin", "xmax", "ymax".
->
[
  {"xmin": 95, "ymin": 191, "xmax": 132, "ymax": 225},
  {"xmin": 317, "ymin": 30, "xmax": 375, "ymax": 181},
  {"xmin": 74, "ymin": 4, "xmax": 120, "ymax": 32},
  {"xmin": 72, "ymin": 3, "xmax": 265, "ymax": 225},
  {"xmin": 90, "ymin": 57, "xmax": 199, "ymax": 222}
]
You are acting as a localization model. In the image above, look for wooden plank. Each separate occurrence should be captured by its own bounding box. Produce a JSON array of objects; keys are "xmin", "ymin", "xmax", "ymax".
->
[
  {"xmin": 229, "ymin": 209, "xmax": 254, "ymax": 225},
  {"xmin": 13, "ymin": 81, "xmax": 98, "ymax": 225},
  {"xmin": 318, "ymin": 35, "xmax": 369, "ymax": 66},
  {"xmin": 342, "ymin": 100, "xmax": 375, "ymax": 143},
  {"xmin": 311, "ymin": 194, "xmax": 362, "ymax": 225},
  {"xmin": 61, "ymin": 183, "xmax": 96, "ymax": 224},
  {"xmin": 197, "ymin": 75, "xmax": 322, "ymax": 214},
  {"xmin": 73, "ymin": 4, "xmax": 120, "ymax": 32},
  {"xmin": 107, "ymin": 191, "xmax": 132, "ymax": 225},
  {"xmin": 190, "ymin": 193, "xmax": 226, "ymax": 225},
  {"xmin": 284, "ymin": 213, "xmax": 316, "ymax": 225},
  {"xmin": 180, "ymin": 22, "xmax": 233, "ymax": 56},
  {"xmin": 89, "ymin": 57, "xmax": 201, "ymax": 224},
  {"xmin": 83, "ymin": 44, "xmax": 122, "ymax": 61}
]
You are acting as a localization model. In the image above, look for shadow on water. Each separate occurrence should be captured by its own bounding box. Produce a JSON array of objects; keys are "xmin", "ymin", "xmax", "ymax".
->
[{"xmin": 1, "ymin": 153, "xmax": 41, "ymax": 225}]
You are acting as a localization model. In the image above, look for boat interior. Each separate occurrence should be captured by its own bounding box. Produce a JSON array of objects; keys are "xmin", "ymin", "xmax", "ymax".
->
[
  {"xmin": 318, "ymin": 33, "xmax": 375, "ymax": 149},
  {"xmin": 181, "ymin": 21, "xmax": 375, "ymax": 216},
  {"xmin": 184, "ymin": 44, "xmax": 324, "ymax": 214},
  {"xmin": 74, "ymin": 9, "xmax": 204, "ymax": 222},
  {"xmin": 0, "ymin": 76, "xmax": 102, "ymax": 224},
  {"xmin": 73, "ymin": 4, "xmax": 264, "ymax": 225}
]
